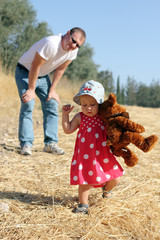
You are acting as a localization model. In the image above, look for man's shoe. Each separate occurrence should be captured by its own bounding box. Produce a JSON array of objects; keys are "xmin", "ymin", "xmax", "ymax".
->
[
  {"xmin": 43, "ymin": 142, "xmax": 65, "ymax": 155},
  {"xmin": 21, "ymin": 145, "xmax": 32, "ymax": 155}
]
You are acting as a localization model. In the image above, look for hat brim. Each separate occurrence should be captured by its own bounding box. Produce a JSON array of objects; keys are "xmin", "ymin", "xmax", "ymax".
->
[
  {"xmin": 73, "ymin": 93, "xmax": 88, "ymax": 105},
  {"xmin": 73, "ymin": 92, "xmax": 103, "ymax": 105}
]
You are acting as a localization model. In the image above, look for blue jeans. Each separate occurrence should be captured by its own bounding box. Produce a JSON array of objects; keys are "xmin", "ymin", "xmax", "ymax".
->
[{"xmin": 15, "ymin": 66, "xmax": 59, "ymax": 147}]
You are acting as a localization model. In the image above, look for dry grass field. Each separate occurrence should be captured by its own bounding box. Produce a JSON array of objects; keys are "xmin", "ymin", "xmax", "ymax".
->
[{"xmin": 0, "ymin": 69, "xmax": 160, "ymax": 240}]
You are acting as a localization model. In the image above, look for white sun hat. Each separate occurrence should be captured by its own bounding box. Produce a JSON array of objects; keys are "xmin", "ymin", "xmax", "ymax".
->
[{"xmin": 73, "ymin": 80, "xmax": 104, "ymax": 105}]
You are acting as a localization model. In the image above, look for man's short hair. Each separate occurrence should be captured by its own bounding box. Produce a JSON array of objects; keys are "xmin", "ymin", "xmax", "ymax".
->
[{"xmin": 70, "ymin": 27, "xmax": 86, "ymax": 40}]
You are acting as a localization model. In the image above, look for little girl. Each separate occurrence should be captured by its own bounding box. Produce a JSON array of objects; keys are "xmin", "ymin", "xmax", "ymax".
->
[{"xmin": 62, "ymin": 80, "xmax": 124, "ymax": 214}]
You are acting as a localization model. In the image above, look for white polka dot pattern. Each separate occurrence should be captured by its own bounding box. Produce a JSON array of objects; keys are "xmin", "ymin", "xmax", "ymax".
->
[
  {"xmin": 93, "ymin": 160, "xmax": 96, "ymax": 165},
  {"xmin": 79, "ymin": 164, "xmax": 83, "ymax": 170},
  {"xmin": 95, "ymin": 133, "xmax": 99, "ymax": 138},
  {"xmin": 73, "ymin": 176, "xmax": 78, "ymax": 181},
  {"xmin": 103, "ymin": 158, "xmax": 109, "ymax": 163},
  {"xmin": 106, "ymin": 174, "xmax": 111, "ymax": 179},
  {"xmin": 84, "ymin": 154, "xmax": 89, "ymax": 159},
  {"xmin": 90, "ymin": 143, "xmax": 94, "ymax": 149},
  {"xmin": 96, "ymin": 177, "xmax": 101, "ymax": 182},
  {"xmin": 88, "ymin": 171, "xmax": 93, "ymax": 176},
  {"xmin": 72, "ymin": 160, "xmax": 77, "ymax": 165},
  {"xmin": 81, "ymin": 137, "xmax": 85, "ymax": 143},
  {"xmin": 70, "ymin": 112, "xmax": 124, "ymax": 186}
]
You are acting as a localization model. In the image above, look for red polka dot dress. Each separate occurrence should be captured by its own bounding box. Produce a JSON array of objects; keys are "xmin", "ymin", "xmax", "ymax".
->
[{"xmin": 70, "ymin": 112, "xmax": 124, "ymax": 187}]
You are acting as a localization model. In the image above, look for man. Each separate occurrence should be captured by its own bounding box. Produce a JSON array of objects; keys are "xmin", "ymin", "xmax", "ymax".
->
[{"xmin": 15, "ymin": 27, "xmax": 86, "ymax": 155}]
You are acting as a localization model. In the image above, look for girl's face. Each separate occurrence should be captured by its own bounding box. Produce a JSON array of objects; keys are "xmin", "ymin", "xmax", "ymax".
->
[{"xmin": 80, "ymin": 95, "xmax": 99, "ymax": 117}]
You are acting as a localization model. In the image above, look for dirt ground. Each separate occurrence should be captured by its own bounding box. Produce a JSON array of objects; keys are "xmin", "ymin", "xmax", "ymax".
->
[{"xmin": 0, "ymin": 72, "xmax": 160, "ymax": 240}]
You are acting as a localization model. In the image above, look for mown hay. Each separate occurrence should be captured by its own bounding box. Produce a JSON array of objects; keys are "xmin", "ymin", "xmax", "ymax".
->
[{"xmin": 0, "ymin": 71, "xmax": 160, "ymax": 240}]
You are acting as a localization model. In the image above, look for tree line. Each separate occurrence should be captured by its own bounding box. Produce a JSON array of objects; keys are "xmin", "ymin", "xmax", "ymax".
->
[
  {"xmin": 0, "ymin": 0, "xmax": 159, "ymax": 108},
  {"xmin": 116, "ymin": 77, "xmax": 160, "ymax": 108}
]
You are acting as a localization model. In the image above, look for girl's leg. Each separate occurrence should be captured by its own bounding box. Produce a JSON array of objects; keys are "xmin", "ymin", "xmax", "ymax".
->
[
  {"xmin": 103, "ymin": 177, "xmax": 121, "ymax": 198},
  {"xmin": 73, "ymin": 185, "xmax": 90, "ymax": 214},
  {"xmin": 78, "ymin": 185, "xmax": 90, "ymax": 205}
]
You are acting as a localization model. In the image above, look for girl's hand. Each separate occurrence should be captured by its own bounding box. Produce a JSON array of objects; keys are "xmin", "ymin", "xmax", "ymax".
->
[{"xmin": 62, "ymin": 104, "xmax": 74, "ymax": 114}]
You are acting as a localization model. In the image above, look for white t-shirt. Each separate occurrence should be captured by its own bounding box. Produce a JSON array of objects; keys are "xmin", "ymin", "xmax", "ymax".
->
[{"xmin": 18, "ymin": 34, "xmax": 78, "ymax": 76}]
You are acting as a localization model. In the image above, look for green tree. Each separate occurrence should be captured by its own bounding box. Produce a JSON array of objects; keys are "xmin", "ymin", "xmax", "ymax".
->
[
  {"xmin": 136, "ymin": 84, "xmax": 150, "ymax": 107},
  {"xmin": 126, "ymin": 77, "xmax": 137, "ymax": 105},
  {"xmin": 0, "ymin": 0, "xmax": 52, "ymax": 72},
  {"xmin": 0, "ymin": 0, "xmax": 35, "ymax": 41},
  {"xmin": 116, "ymin": 76, "xmax": 121, "ymax": 103},
  {"xmin": 97, "ymin": 70, "xmax": 115, "ymax": 96},
  {"xmin": 136, "ymin": 80, "xmax": 160, "ymax": 108},
  {"xmin": 149, "ymin": 80, "xmax": 160, "ymax": 107},
  {"xmin": 121, "ymin": 86, "xmax": 125, "ymax": 105},
  {"xmin": 64, "ymin": 44, "xmax": 98, "ymax": 81}
]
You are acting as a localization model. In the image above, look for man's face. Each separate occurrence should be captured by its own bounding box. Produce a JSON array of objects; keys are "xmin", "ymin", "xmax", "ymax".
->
[{"xmin": 62, "ymin": 31, "xmax": 85, "ymax": 51}]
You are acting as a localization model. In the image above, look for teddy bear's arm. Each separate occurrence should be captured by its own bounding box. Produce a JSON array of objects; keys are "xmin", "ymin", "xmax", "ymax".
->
[
  {"xmin": 106, "ymin": 120, "xmax": 123, "ymax": 145},
  {"xmin": 113, "ymin": 116, "xmax": 145, "ymax": 133}
]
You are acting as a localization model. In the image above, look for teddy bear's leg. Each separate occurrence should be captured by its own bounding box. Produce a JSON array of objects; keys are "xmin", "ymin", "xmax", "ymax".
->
[
  {"xmin": 140, "ymin": 135, "xmax": 158, "ymax": 152},
  {"xmin": 111, "ymin": 146, "xmax": 138, "ymax": 167},
  {"xmin": 123, "ymin": 132, "xmax": 158, "ymax": 152},
  {"xmin": 121, "ymin": 147, "xmax": 138, "ymax": 167}
]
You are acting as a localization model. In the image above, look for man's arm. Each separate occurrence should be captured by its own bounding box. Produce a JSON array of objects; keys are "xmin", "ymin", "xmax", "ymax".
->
[
  {"xmin": 46, "ymin": 60, "xmax": 72, "ymax": 102},
  {"xmin": 21, "ymin": 52, "xmax": 46, "ymax": 103}
]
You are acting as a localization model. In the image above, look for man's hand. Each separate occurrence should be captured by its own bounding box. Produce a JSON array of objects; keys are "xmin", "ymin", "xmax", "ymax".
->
[
  {"xmin": 46, "ymin": 89, "xmax": 60, "ymax": 103},
  {"xmin": 22, "ymin": 89, "xmax": 36, "ymax": 103}
]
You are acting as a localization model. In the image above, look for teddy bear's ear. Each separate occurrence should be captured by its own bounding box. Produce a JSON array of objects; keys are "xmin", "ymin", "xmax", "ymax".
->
[{"xmin": 108, "ymin": 93, "xmax": 116, "ymax": 106}]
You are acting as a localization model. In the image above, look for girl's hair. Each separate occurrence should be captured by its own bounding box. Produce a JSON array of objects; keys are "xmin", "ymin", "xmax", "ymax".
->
[{"xmin": 70, "ymin": 27, "xmax": 86, "ymax": 40}]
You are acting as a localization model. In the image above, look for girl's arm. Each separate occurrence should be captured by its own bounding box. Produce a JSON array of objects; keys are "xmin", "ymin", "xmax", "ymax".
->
[{"xmin": 62, "ymin": 104, "xmax": 80, "ymax": 134}]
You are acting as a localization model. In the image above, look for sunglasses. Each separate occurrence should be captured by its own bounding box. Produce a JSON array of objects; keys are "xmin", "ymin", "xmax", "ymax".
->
[{"xmin": 70, "ymin": 35, "xmax": 81, "ymax": 48}]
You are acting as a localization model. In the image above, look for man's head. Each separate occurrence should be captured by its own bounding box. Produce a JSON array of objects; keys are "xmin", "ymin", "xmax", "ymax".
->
[{"xmin": 62, "ymin": 27, "xmax": 86, "ymax": 51}]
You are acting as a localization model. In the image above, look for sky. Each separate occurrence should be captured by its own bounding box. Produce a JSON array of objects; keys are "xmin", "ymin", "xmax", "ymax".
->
[{"xmin": 30, "ymin": 0, "xmax": 160, "ymax": 85}]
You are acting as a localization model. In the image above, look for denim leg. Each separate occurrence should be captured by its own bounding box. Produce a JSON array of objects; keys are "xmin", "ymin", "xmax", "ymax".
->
[
  {"xmin": 15, "ymin": 67, "xmax": 35, "ymax": 147},
  {"xmin": 42, "ymin": 98, "xmax": 59, "ymax": 144},
  {"xmin": 35, "ymin": 76, "xmax": 59, "ymax": 144},
  {"xmin": 19, "ymin": 100, "xmax": 35, "ymax": 147}
]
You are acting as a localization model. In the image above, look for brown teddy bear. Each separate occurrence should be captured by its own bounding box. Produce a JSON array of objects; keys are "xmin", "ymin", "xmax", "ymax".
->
[{"xmin": 99, "ymin": 93, "xmax": 158, "ymax": 167}]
